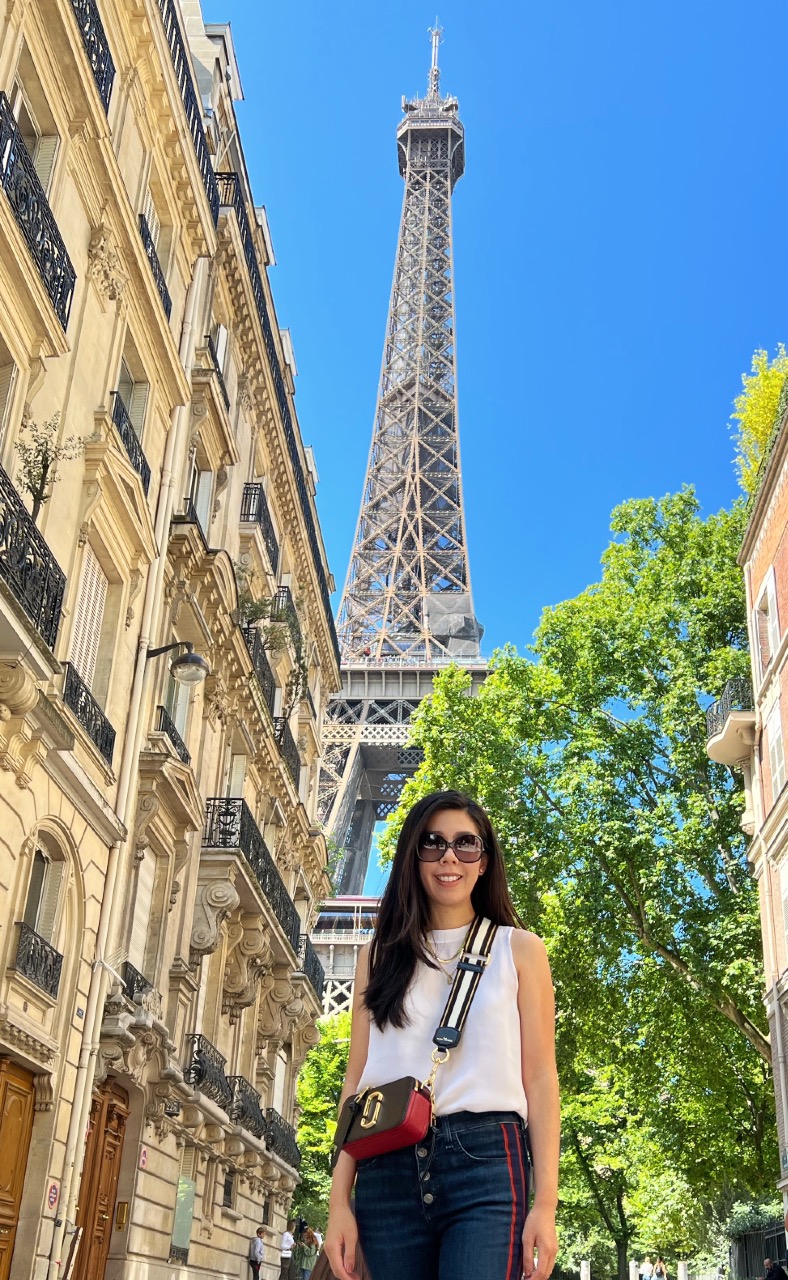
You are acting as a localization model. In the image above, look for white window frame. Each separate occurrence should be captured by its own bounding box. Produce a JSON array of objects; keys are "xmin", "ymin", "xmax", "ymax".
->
[
  {"xmin": 767, "ymin": 700, "xmax": 786, "ymax": 802},
  {"xmin": 10, "ymin": 81, "xmax": 58, "ymax": 193},
  {"xmin": 70, "ymin": 545, "xmax": 109, "ymax": 691},
  {"xmin": 754, "ymin": 568, "xmax": 781, "ymax": 682},
  {"xmin": 117, "ymin": 357, "xmax": 149, "ymax": 440},
  {"xmin": 23, "ymin": 845, "xmax": 64, "ymax": 942}
]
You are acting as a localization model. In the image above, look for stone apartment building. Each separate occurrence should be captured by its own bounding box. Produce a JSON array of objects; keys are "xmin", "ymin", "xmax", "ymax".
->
[
  {"xmin": 706, "ymin": 393, "xmax": 788, "ymax": 1215},
  {"xmin": 0, "ymin": 0, "xmax": 340, "ymax": 1276}
]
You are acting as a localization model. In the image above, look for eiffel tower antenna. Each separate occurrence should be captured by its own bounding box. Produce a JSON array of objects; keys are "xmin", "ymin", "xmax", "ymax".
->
[{"xmin": 319, "ymin": 29, "xmax": 486, "ymax": 897}]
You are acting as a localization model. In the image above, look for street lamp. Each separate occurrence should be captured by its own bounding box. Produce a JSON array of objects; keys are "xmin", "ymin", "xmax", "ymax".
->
[{"xmin": 146, "ymin": 641, "xmax": 210, "ymax": 686}]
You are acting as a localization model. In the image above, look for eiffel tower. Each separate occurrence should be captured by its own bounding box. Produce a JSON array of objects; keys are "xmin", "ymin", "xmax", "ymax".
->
[{"xmin": 319, "ymin": 27, "xmax": 486, "ymax": 895}]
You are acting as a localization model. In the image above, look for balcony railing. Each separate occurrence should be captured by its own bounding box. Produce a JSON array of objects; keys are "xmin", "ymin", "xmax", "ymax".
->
[
  {"xmin": 0, "ymin": 92, "xmax": 76, "ymax": 330},
  {"xmin": 121, "ymin": 960, "xmax": 153, "ymax": 1002},
  {"xmin": 265, "ymin": 1107, "xmax": 301, "ymax": 1170},
  {"xmin": 216, "ymin": 171, "xmax": 340, "ymax": 668},
  {"xmin": 242, "ymin": 624, "xmax": 277, "ymax": 717},
  {"xmin": 0, "ymin": 463, "xmax": 65, "ymax": 650},
  {"xmin": 270, "ymin": 585, "xmax": 302, "ymax": 651},
  {"xmin": 205, "ymin": 334, "xmax": 230, "ymax": 409},
  {"xmin": 62, "ymin": 663, "xmax": 116, "ymax": 766},
  {"xmin": 171, "ymin": 497, "xmax": 208, "ymax": 549},
  {"xmin": 156, "ymin": 704, "xmax": 191, "ymax": 765},
  {"xmin": 203, "ymin": 798, "xmax": 300, "ymax": 953},
  {"xmin": 156, "ymin": 0, "xmax": 219, "ymax": 225},
  {"xmin": 706, "ymin": 677, "xmax": 754, "ymax": 739},
  {"xmin": 111, "ymin": 392, "xmax": 151, "ymax": 494},
  {"xmin": 295, "ymin": 933, "xmax": 325, "ymax": 1003},
  {"xmin": 69, "ymin": 0, "xmax": 115, "ymax": 112},
  {"xmin": 240, "ymin": 482, "xmax": 279, "ymax": 575},
  {"xmin": 228, "ymin": 1075, "xmax": 266, "ymax": 1138},
  {"xmin": 138, "ymin": 213, "xmax": 172, "ymax": 320},
  {"xmin": 183, "ymin": 1032, "xmax": 232, "ymax": 1110},
  {"xmin": 274, "ymin": 716, "xmax": 301, "ymax": 790},
  {"xmin": 169, "ymin": 1245, "xmax": 189, "ymax": 1264},
  {"xmin": 15, "ymin": 922, "xmax": 62, "ymax": 998}
]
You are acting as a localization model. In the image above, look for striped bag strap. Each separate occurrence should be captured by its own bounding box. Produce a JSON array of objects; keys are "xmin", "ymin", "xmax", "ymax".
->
[{"xmin": 432, "ymin": 916, "xmax": 498, "ymax": 1050}]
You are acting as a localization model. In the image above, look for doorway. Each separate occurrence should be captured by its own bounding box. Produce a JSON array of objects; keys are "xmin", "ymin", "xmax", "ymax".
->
[
  {"xmin": 0, "ymin": 1058, "xmax": 35, "ymax": 1280},
  {"xmin": 73, "ymin": 1079, "xmax": 129, "ymax": 1280}
]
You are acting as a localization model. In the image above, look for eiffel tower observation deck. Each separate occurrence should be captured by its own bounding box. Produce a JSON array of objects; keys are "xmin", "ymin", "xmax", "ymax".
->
[{"xmin": 319, "ymin": 27, "xmax": 486, "ymax": 897}]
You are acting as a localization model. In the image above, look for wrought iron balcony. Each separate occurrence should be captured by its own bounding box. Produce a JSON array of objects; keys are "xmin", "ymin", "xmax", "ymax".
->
[
  {"xmin": 228, "ymin": 1075, "xmax": 266, "ymax": 1138},
  {"xmin": 183, "ymin": 1032, "xmax": 232, "ymax": 1110},
  {"xmin": 706, "ymin": 676, "xmax": 756, "ymax": 768},
  {"xmin": 204, "ymin": 334, "xmax": 230, "ymax": 409},
  {"xmin": 156, "ymin": 704, "xmax": 191, "ymax": 765},
  {"xmin": 216, "ymin": 171, "xmax": 340, "ymax": 668},
  {"xmin": 169, "ymin": 1245, "xmax": 189, "ymax": 1264},
  {"xmin": 274, "ymin": 716, "xmax": 301, "ymax": 790},
  {"xmin": 0, "ymin": 92, "xmax": 76, "ymax": 330},
  {"xmin": 295, "ymin": 933, "xmax": 325, "ymax": 1003},
  {"xmin": 270, "ymin": 585, "xmax": 302, "ymax": 651},
  {"xmin": 240, "ymin": 482, "xmax": 279, "ymax": 575},
  {"xmin": 706, "ymin": 677, "xmax": 754, "ymax": 739},
  {"xmin": 242, "ymin": 624, "xmax": 277, "ymax": 717},
  {"xmin": 15, "ymin": 922, "xmax": 62, "ymax": 998},
  {"xmin": 156, "ymin": 0, "xmax": 219, "ymax": 225},
  {"xmin": 203, "ymin": 798, "xmax": 301, "ymax": 953},
  {"xmin": 121, "ymin": 960, "xmax": 153, "ymax": 1002},
  {"xmin": 111, "ymin": 392, "xmax": 151, "ymax": 494},
  {"xmin": 171, "ymin": 497, "xmax": 208, "ymax": 549},
  {"xmin": 69, "ymin": 0, "xmax": 115, "ymax": 112},
  {"xmin": 62, "ymin": 663, "xmax": 116, "ymax": 766},
  {"xmin": 265, "ymin": 1107, "xmax": 301, "ymax": 1170},
  {"xmin": 138, "ymin": 213, "xmax": 172, "ymax": 320},
  {"xmin": 0, "ymin": 463, "xmax": 65, "ymax": 650}
]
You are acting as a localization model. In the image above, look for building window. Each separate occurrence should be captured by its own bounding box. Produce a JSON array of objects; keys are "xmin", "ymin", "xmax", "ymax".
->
[
  {"xmin": 165, "ymin": 665, "xmax": 191, "ymax": 737},
  {"xmin": 767, "ymin": 702, "xmax": 786, "ymax": 802},
  {"xmin": 117, "ymin": 347, "xmax": 149, "ymax": 441},
  {"xmin": 0, "ymin": 338, "xmax": 17, "ymax": 448},
  {"xmin": 224, "ymin": 751, "xmax": 246, "ymax": 798},
  {"xmin": 10, "ymin": 57, "xmax": 59, "ymax": 193},
  {"xmin": 755, "ymin": 571, "xmax": 780, "ymax": 680},
  {"xmin": 184, "ymin": 452, "xmax": 213, "ymax": 537},
  {"xmin": 170, "ymin": 1144, "xmax": 197, "ymax": 1263},
  {"xmin": 126, "ymin": 851, "xmax": 156, "ymax": 975},
  {"xmin": 222, "ymin": 1171, "xmax": 235, "ymax": 1210},
  {"xmin": 23, "ymin": 844, "xmax": 64, "ymax": 942},
  {"xmin": 272, "ymin": 1046, "xmax": 288, "ymax": 1115},
  {"xmin": 70, "ymin": 545, "xmax": 109, "ymax": 692}
]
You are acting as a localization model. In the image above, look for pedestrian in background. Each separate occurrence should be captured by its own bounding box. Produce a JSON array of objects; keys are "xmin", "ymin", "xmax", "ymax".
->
[
  {"xmin": 249, "ymin": 1227, "xmax": 265, "ymax": 1279},
  {"xmin": 280, "ymin": 1221, "xmax": 297, "ymax": 1280},
  {"xmin": 296, "ymin": 1227, "xmax": 319, "ymax": 1280},
  {"xmin": 325, "ymin": 790, "xmax": 560, "ymax": 1280},
  {"xmin": 654, "ymin": 1257, "xmax": 667, "ymax": 1280},
  {"xmin": 641, "ymin": 1259, "xmax": 654, "ymax": 1280}
]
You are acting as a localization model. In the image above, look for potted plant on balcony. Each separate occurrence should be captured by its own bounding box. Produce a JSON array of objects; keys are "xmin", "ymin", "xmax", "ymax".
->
[{"xmin": 14, "ymin": 410, "xmax": 86, "ymax": 524}]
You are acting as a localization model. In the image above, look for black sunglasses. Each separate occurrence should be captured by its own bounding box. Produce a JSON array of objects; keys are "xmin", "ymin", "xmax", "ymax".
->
[{"xmin": 417, "ymin": 832, "xmax": 485, "ymax": 863}]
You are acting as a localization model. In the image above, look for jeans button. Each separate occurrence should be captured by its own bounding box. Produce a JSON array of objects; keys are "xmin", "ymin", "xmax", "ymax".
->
[
  {"xmin": 416, "ymin": 1147, "xmax": 428, "ymax": 1158},
  {"xmin": 421, "ymin": 1171, "xmax": 430, "ymax": 1182},
  {"xmin": 423, "ymin": 1192, "xmax": 434, "ymax": 1205}
]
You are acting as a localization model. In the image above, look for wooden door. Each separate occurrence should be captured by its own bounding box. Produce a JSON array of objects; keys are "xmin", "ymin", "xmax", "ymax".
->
[
  {"xmin": 74, "ymin": 1080, "xmax": 128, "ymax": 1280},
  {"xmin": 0, "ymin": 1058, "xmax": 35, "ymax": 1280}
]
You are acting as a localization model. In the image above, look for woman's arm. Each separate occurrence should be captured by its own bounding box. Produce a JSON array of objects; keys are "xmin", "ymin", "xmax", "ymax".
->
[
  {"xmin": 513, "ymin": 929, "xmax": 560, "ymax": 1280},
  {"xmin": 325, "ymin": 944, "xmax": 372, "ymax": 1280}
]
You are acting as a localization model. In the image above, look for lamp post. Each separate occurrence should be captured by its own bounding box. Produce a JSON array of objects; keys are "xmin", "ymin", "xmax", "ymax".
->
[{"xmin": 146, "ymin": 640, "xmax": 211, "ymax": 686}]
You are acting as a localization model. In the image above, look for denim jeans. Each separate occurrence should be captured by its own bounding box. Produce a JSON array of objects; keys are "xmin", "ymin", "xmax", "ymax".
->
[{"xmin": 355, "ymin": 1110, "xmax": 529, "ymax": 1280}]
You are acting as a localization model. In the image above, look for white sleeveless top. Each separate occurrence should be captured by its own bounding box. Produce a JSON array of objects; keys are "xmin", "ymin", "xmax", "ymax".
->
[{"xmin": 357, "ymin": 924, "xmax": 528, "ymax": 1122}]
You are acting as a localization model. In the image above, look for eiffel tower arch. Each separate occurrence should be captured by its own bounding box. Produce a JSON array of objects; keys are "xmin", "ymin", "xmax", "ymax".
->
[{"xmin": 320, "ymin": 28, "xmax": 487, "ymax": 895}]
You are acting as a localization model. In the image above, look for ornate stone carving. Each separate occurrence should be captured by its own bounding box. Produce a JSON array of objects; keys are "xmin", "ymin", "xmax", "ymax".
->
[
  {"xmin": 87, "ymin": 224, "xmax": 128, "ymax": 302},
  {"xmin": 222, "ymin": 915, "xmax": 273, "ymax": 1023},
  {"xmin": 134, "ymin": 789, "xmax": 161, "ymax": 861},
  {"xmin": 190, "ymin": 877, "xmax": 240, "ymax": 962}
]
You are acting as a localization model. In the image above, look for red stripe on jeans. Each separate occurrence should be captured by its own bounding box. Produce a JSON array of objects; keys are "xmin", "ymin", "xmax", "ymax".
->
[{"xmin": 501, "ymin": 1122, "xmax": 519, "ymax": 1280}]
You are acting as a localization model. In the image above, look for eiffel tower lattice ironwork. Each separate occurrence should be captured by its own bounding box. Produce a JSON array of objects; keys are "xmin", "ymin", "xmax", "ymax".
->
[{"xmin": 319, "ymin": 27, "xmax": 486, "ymax": 897}]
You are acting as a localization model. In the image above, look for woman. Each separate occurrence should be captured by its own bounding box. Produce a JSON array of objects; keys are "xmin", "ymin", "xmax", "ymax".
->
[
  {"xmin": 325, "ymin": 790, "xmax": 560, "ymax": 1280},
  {"xmin": 295, "ymin": 1228, "xmax": 320, "ymax": 1280}
]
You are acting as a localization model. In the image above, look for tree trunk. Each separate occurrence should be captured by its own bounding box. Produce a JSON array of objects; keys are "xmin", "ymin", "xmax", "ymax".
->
[{"xmin": 617, "ymin": 1237, "xmax": 631, "ymax": 1280}]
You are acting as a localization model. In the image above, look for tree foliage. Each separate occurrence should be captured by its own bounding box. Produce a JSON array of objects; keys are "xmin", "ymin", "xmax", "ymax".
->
[
  {"xmin": 14, "ymin": 411, "xmax": 86, "ymax": 523},
  {"xmin": 381, "ymin": 488, "xmax": 776, "ymax": 1266},
  {"xmin": 731, "ymin": 345, "xmax": 788, "ymax": 496},
  {"xmin": 294, "ymin": 1012, "xmax": 350, "ymax": 1229}
]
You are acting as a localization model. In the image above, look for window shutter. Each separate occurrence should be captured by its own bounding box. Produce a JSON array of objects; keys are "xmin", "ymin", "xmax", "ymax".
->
[
  {"xmin": 0, "ymin": 362, "xmax": 16, "ymax": 437},
  {"xmin": 179, "ymin": 1144, "xmax": 197, "ymax": 1181},
  {"xmin": 33, "ymin": 135, "xmax": 58, "ymax": 193},
  {"xmin": 213, "ymin": 324, "xmax": 228, "ymax": 370},
  {"xmin": 127, "ymin": 853, "xmax": 156, "ymax": 972},
  {"xmin": 165, "ymin": 671, "xmax": 190, "ymax": 735},
  {"xmin": 128, "ymin": 382, "xmax": 149, "ymax": 437},
  {"xmin": 768, "ymin": 575, "xmax": 781, "ymax": 658},
  {"xmin": 23, "ymin": 848, "xmax": 48, "ymax": 931},
  {"xmin": 226, "ymin": 753, "xmax": 246, "ymax": 798},
  {"xmin": 37, "ymin": 859, "xmax": 64, "ymax": 942},
  {"xmin": 195, "ymin": 470, "xmax": 212, "ymax": 533},
  {"xmin": 70, "ymin": 546, "xmax": 108, "ymax": 690},
  {"xmin": 769, "ymin": 706, "xmax": 786, "ymax": 799},
  {"xmin": 142, "ymin": 189, "xmax": 161, "ymax": 250}
]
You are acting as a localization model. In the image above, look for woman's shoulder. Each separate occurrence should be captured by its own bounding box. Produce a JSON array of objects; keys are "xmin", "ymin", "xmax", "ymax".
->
[{"xmin": 508, "ymin": 928, "xmax": 549, "ymax": 967}]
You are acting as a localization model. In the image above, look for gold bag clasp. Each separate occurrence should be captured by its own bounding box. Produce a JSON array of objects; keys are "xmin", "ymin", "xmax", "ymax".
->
[{"xmin": 359, "ymin": 1089, "xmax": 384, "ymax": 1129}]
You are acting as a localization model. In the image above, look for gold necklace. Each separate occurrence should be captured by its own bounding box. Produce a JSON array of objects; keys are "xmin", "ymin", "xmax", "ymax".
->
[{"xmin": 425, "ymin": 935, "xmax": 465, "ymax": 985}]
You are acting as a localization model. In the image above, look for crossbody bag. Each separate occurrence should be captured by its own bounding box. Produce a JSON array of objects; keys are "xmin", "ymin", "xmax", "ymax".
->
[{"xmin": 332, "ymin": 916, "xmax": 498, "ymax": 1165}]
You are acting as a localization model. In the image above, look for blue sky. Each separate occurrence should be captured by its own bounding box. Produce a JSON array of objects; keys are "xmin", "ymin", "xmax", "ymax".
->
[{"xmin": 205, "ymin": 0, "xmax": 788, "ymax": 655}]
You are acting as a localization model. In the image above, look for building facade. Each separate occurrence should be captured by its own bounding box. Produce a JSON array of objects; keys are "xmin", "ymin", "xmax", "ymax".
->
[
  {"xmin": 706, "ymin": 393, "xmax": 788, "ymax": 1215},
  {"xmin": 0, "ymin": 1, "xmax": 339, "ymax": 1277}
]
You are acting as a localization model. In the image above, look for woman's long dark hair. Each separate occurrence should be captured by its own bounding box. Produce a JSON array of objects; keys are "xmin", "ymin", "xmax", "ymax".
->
[{"xmin": 364, "ymin": 790, "xmax": 522, "ymax": 1029}]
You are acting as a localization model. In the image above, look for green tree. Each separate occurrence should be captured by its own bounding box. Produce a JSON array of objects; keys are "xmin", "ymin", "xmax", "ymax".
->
[
  {"xmin": 14, "ymin": 411, "xmax": 86, "ymax": 523},
  {"xmin": 382, "ymin": 488, "xmax": 776, "ymax": 1264},
  {"xmin": 294, "ymin": 1011, "xmax": 350, "ymax": 1228},
  {"xmin": 731, "ymin": 344, "xmax": 788, "ymax": 496}
]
